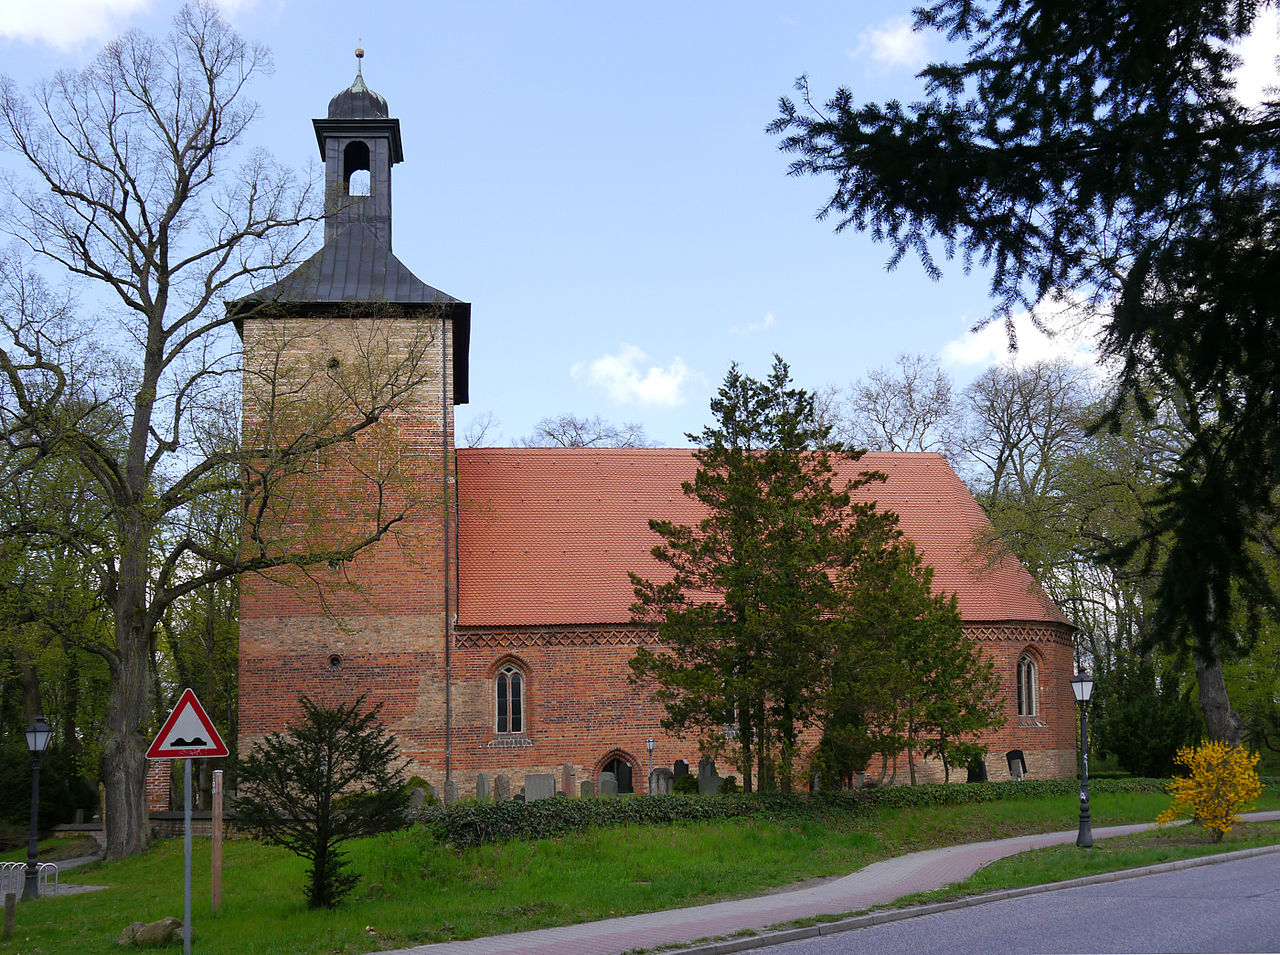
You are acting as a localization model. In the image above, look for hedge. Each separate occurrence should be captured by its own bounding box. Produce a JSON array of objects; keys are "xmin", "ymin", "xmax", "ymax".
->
[{"xmin": 410, "ymin": 777, "xmax": 1174, "ymax": 850}]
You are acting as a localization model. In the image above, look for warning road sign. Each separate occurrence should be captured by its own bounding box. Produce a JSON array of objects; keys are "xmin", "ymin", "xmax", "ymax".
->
[{"xmin": 147, "ymin": 688, "xmax": 229, "ymax": 759}]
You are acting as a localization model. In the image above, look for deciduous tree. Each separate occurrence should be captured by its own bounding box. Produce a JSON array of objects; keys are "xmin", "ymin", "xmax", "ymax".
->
[{"xmin": 0, "ymin": 4, "xmax": 443, "ymax": 860}]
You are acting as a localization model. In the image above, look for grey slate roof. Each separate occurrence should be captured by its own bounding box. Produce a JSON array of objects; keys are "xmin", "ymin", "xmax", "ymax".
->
[{"xmin": 238, "ymin": 223, "xmax": 461, "ymax": 305}]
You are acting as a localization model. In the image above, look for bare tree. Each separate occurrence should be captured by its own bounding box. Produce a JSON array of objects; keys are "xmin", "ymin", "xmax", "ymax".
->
[
  {"xmin": 834, "ymin": 354, "xmax": 958, "ymax": 453},
  {"xmin": 459, "ymin": 410, "xmax": 500, "ymax": 448},
  {"xmin": 0, "ymin": 5, "xmax": 440, "ymax": 860},
  {"xmin": 519, "ymin": 413, "xmax": 657, "ymax": 448}
]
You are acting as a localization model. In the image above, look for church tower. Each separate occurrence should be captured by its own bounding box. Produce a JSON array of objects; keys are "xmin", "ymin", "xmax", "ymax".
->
[{"xmin": 235, "ymin": 54, "xmax": 468, "ymax": 779}]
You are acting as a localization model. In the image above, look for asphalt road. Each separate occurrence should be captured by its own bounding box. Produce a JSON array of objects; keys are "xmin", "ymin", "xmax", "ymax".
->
[{"xmin": 751, "ymin": 852, "xmax": 1280, "ymax": 954}]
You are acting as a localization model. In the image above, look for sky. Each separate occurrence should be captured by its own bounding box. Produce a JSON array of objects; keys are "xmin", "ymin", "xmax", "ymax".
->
[{"xmin": 1, "ymin": 1, "xmax": 1276, "ymax": 447}]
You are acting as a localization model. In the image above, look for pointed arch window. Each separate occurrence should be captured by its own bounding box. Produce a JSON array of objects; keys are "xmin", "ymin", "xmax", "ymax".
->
[
  {"xmin": 1017, "ymin": 654, "xmax": 1038, "ymax": 717},
  {"xmin": 496, "ymin": 664, "xmax": 524, "ymax": 734}
]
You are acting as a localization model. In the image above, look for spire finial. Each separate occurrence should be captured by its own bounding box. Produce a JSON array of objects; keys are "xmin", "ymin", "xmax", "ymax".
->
[{"xmin": 355, "ymin": 38, "xmax": 364, "ymax": 76}]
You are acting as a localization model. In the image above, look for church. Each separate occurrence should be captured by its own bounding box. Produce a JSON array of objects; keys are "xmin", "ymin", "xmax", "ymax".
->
[{"xmin": 233, "ymin": 64, "xmax": 1078, "ymax": 797}]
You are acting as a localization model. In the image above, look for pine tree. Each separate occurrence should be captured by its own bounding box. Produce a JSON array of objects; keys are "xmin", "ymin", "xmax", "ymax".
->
[{"xmin": 770, "ymin": 0, "xmax": 1280, "ymax": 742}]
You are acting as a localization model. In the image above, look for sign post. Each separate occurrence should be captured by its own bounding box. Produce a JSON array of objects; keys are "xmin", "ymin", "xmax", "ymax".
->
[{"xmin": 147, "ymin": 689, "xmax": 228, "ymax": 955}]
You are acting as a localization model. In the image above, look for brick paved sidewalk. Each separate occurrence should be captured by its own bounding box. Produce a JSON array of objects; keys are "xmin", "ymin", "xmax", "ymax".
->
[{"xmin": 377, "ymin": 811, "xmax": 1280, "ymax": 955}]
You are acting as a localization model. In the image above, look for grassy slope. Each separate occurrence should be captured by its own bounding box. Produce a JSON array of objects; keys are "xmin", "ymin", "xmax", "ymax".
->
[{"xmin": 1, "ymin": 789, "xmax": 1277, "ymax": 955}]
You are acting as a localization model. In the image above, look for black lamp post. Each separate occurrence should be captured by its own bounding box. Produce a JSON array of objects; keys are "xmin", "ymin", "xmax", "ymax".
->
[
  {"xmin": 645, "ymin": 737, "xmax": 655, "ymax": 777},
  {"xmin": 1071, "ymin": 672, "xmax": 1094, "ymax": 848},
  {"xmin": 24, "ymin": 714, "xmax": 53, "ymax": 900}
]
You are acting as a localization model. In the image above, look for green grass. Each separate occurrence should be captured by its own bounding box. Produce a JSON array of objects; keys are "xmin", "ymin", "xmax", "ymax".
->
[
  {"xmin": 887, "ymin": 819, "xmax": 1280, "ymax": 909},
  {"xmin": 2, "ymin": 789, "xmax": 1277, "ymax": 955}
]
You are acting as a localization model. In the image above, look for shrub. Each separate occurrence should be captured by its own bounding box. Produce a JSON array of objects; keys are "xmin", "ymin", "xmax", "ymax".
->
[
  {"xmin": 1155, "ymin": 741, "xmax": 1263, "ymax": 842},
  {"xmin": 235, "ymin": 695, "xmax": 409, "ymax": 908},
  {"xmin": 673, "ymin": 774, "xmax": 699, "ymax": 794},
  {"xmin": 413, "ymin": 778, "xmax": 1169, "ymax": 850}
]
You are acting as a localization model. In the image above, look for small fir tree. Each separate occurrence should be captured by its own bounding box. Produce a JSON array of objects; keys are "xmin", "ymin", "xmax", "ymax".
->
[{"xmin": 234, "ymin": 695, "xmax": 409, "ymax": 908}]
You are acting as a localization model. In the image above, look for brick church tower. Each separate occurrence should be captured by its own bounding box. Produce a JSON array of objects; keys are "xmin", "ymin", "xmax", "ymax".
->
[{"xmin": 235, "ymin": 56, "xmax": 469, "ymax": 775}]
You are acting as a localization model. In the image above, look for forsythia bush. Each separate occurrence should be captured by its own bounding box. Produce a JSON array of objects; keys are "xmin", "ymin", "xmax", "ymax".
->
[{"xmin": 1155, "ymin": 741, "xmax": 1262, "ymax": 842}]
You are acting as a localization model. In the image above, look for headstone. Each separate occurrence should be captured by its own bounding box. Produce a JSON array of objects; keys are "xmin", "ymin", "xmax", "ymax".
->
[
  {"xmin": 562, "ymin": 764, "xmax": 576, "ymax": 797},
  {"xmin": 425, "ymin": 783, "xmax": 440, "ymax": 804},
  {"xmin": 674, "ymin": 759, "xmax": 689, "ymax": 779},
  {"xmin": 524, "ymin": 773, "xmax": 555, "ymax": 802},
  {"xmin": 1005, "ymin": 750, "xmax": 1026, "ymax": 781},
  {"xmin": 443, "ymin": 780, "xmax": 458, "ymax": 805},
  {"xmin": 648, "ymin": 767, "xmax": 674, "ymax": 795},
  {"xmin": 810, "ymin": 775, "xmax": 820, "ymax": 793},
  {"xmin": 698, "ymin": 757, "xmax": 716, "ymax": 781},
  {"xmin": 580, "ymin": 780, "xmax": 595, "ymax": 798},
  {"xmin": 494, "ymin": 773, "xmax": 511, "ymax": 801},
  {"xmin": 966, "ymin": 757, "xmax": 988, "ymax": 784},
  {"xmin": 598, "ymin": 770, "xmax": 618, "ymax": 797},
  {"xmin": 698, "ymin": 773, "xmax": 721, "ymax": 796},
  {"xmin": 475, "ymin": 772, "xmax": 491, "ymax": 800},
  {"xmin": 407, "ymin": 786, "xmax": 427, "ymax": 809}
]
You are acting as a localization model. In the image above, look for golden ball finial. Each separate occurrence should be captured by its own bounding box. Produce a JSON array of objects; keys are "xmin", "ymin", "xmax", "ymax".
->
[{"xmin": 355, "ymin": 38, "xmax": 364, "ymax": 60}]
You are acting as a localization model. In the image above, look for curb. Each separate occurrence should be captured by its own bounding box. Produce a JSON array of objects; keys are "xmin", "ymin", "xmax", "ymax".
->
[{"xmin": 673, "ymin": 842, "xmax": 1280, "ymax": 954}]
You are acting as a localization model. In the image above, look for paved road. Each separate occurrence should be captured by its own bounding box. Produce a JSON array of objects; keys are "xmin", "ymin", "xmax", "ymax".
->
[
  {"xmin": 750, "ymin": 851, "xmax": 1280, "ymax": 954},
  {"xmin": 378, "ymin": 813, "xmax": 1280, "ymax": 955}
]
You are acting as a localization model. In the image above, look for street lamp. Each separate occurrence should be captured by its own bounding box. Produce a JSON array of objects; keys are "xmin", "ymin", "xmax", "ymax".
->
[
  {"xmin": 1071, "ymin": 672, "xmax": 1095, "ymax": 848},
  {"xmin": 24, "ymin": 714, "xmax": 53, "ymax": 900},
  {"xmin": 645, "ymin": 737, "xmax": 655, "ymax": 778}
]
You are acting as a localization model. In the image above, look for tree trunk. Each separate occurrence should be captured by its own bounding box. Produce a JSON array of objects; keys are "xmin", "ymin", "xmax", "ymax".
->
[
  {"xmin": 100, "ymin": 537, "xmax": 156, "ymax": 861},
  {"xmin": 1195, "ymin": 654, "xmax": 1243, "ymax": 745}
]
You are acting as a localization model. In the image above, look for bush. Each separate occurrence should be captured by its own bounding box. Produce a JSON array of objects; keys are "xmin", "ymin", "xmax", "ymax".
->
[
  {"xmin": 673, "ymin": 774, "xmax": 699, "ymax": 794},
  {"xmin": 412, "ymin": 778, "xmax": 1169, "ymax": 850},
  {"xmin": 1155, "ymin": 741, "xmax": 1263, "ymax": 842}
]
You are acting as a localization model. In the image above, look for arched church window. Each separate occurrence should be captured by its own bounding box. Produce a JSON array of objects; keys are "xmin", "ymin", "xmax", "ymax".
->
[
  {"xmin": 1017, "ymin": 653, "xmax": 1038, "ymax": 717},
  {"xmin": 496, "ymin": 664, "xmax": 524, "ymax": 734},
  {"xmin": 343, "ymin": 141, "xmax": 371, "ymax": 197}
]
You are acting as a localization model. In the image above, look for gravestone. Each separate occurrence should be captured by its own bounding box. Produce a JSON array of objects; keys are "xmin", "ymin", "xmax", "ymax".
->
[
  {"xmin": 494, "ymin": 773, "xmax": 511, "ymax": 801},
  {"xmin": 443, "ymin": 780, "xmax": 458, "ymax": 805},
  {"xmin": 580, "ymin": 780, "xmax": 595, "ymax": 798},
  {"xmin": 697, "ymin": 758, "xmax": 720, "ymax": 796},
  {"xmin": 475, "ymin": 773, "xmax": 491, "ymax": 800},
  {"xmin": 673, "ymin": 759, "xmax": 689, "ymax": 779},
  {"xmin": 598, "ymin": 771, "xmax": 618, "ymax": 797},
  {"xmin": 648, "ymin": 767, "xmax": 674, "ymax": 795},
  {"xmin": 562, "ymin": 764, "xmax": 576, "ymax": 797},
  {"xmin": 425, "ymin": 783, "xmax": 440, "ymax": 804},
  {"xmin": 407, "ymin": 787, "xmax": 427, "ymax": 809},
  {"xmin": 525, "ymin": 773, "xmax": 555, "ymax": 802}
]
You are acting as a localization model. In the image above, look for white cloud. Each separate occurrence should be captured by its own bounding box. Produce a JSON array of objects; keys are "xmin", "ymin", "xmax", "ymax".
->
[
  {"xmin": 570, "ymin": 344, "xmax": 697, "ymax": 408},
  {"xmin": 0, "ymin": 0, "xmax": 153, "ymax": 49},
  {"xmin": 0, "ymin": 0, "xmax": 259, "ymax": 50},
  {"xmin": 850, "ymin": 16, "xmax": 930, "ymax": 73},
  {"xmin": 941, "ymin": 298, "xmax": 1108, "ymax": 373},
  {"xmin": 1232, "ymin": 7, "xmax": 1279, "ymax": 108},
  {"xmin": 730, "ymin": 312, "xmax": 775, "ymax": 336}
]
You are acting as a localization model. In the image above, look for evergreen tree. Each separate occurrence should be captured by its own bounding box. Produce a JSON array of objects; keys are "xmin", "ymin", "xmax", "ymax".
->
[
  {"xmin": 1093, "ymin": 655, "xmax": 1202, "ymax": 778},
  {"xmin": 234, "ymin": 696, "xmax": 408, "ymax": 909},
  {"xmin": 770, "ymin": 0, "xmax": 1280, "ymax": 742},
  {"xmin": 630, "ymin": 357, "xmax": 896, "ymax": 792},
  {"xmin": 834, "ymin": 541, "xmax": 1003, "ymax": 784}
]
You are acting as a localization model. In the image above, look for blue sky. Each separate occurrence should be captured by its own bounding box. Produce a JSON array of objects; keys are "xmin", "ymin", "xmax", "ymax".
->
[{"xmin": 2, "ymin": 1, "xmax": 1275, "ymax": 446}]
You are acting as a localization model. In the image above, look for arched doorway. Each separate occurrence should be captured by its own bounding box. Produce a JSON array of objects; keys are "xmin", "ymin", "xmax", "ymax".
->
[{"xmin": 601, "ymin": 756, "xmax": 634, "ymax": 794}]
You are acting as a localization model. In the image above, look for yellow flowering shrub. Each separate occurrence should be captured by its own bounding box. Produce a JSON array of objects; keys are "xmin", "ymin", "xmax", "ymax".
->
[{"xmin": 1155, "ymin": 741, "xmax": 1262, "ymax": 842}]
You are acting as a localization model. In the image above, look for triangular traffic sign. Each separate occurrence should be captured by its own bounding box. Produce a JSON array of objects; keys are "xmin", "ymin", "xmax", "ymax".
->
[{"xmin": 147, "ymin": 688, "xmax": 229, "ymax": 759}]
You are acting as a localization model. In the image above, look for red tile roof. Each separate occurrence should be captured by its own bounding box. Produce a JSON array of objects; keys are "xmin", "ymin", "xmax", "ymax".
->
[{"xmin": 455, "ymin": 448, "xmax": 1069, "ymax": 628}]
